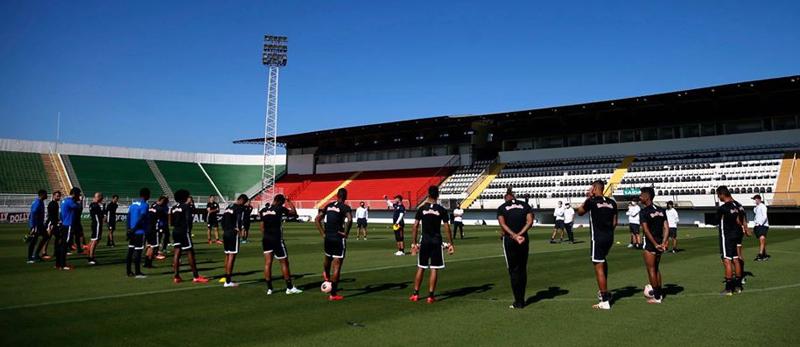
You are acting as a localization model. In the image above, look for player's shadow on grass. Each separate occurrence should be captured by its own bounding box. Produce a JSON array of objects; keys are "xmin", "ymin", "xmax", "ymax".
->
[
  {"xmin": 610, "ymin": 286, "xmax": 639, "ymax": 304},
  {"xmin": 349, "ymin": 281, "xmax": 412, "ymax": 298},
  {"xmin": 525, "ymin": 286, "xmax": 569, "ymax": 306},
  {"xmin": 438, "ymin": 283, "xmax": 494, "ymax": 301},
  {"xmin": 662, "ymin": 284, "xmax": 684, "ymax": 296}
]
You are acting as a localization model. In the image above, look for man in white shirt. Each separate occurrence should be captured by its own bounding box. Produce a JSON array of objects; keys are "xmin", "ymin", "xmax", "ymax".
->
[
  {"xmin": 550, "ymin": 201, "xmax": 565, "ymax": 244},
  {"xmin": 626, "ymin": 200, "xmax": 642, "ymax": 249},
  {"xmin": 665, "ymin": 201, "xmax": 680, "ymax": 253},
  {"xmin": 452, "ymin": 207, "xmax": 465, "ymax": 239},
  {"xmin": 562, "ymin": 203, "xmax": 576, "ymax": 243},
  {"xmin": 752, "ymin": 195, "xmax": 770, "ymax": 261},
  {"xmin": 355, "ymin": 201, "xmax": 369, "ymax": 240}
]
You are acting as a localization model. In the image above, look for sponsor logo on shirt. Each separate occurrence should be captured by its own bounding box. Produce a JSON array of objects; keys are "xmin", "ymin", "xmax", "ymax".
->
[
  {"xmin": 327, "ymin": 206, "xmax": 341, "ymax": 213},
  {"xmin": 596, "ymin": 202, "xmax": 615, "ymax": 209},
  {"xmin": 423, "ymin": 209, "xmax": 441, "ymax": 216},
  {"xmin": 649, "ymin": 211, "xmax": 664, "ymax": 218},
  {"xmin": 504, "ymin": 204, "xmax": 525, "ymax": 210}
]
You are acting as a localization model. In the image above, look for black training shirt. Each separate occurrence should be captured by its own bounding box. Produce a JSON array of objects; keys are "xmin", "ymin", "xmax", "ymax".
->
[
  {"xmin": 584, "ymin": 196, "xmax": 617, "ymax": 235},
  {"xmin": 717, "ymin": 200, "xmax": 745, "ymax": 235},
  {"xmin": 260, "ymin": 205, "xmax": 291, "ymax": 239},
  {"xmin": 496, "ymin": 199, "xmax": 532, "ymax": 237},
  {"xmin": 414, "ymin": 203, "xmax": 449, "ymax": 244},
  {"xmin": 320, "ymin": 201, "xmax": 351, "ymax": 240},
  {"xmin": 640, "ymin": 204, "xmax": 667, "ymax": 243}
]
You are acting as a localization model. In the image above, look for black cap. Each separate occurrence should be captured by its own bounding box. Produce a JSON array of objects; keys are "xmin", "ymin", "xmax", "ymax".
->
[{"xmin": 752, "ymin": 194, "xmax": 762, "ymax": 200}]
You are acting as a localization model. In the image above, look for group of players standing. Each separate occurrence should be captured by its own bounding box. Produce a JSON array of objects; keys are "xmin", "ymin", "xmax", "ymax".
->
[{"xmin": 25, "ymin": 178, "xmax": 771, "ymax": 309}]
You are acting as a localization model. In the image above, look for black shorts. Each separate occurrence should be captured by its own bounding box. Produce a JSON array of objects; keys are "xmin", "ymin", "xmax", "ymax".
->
[
  {"xmin": 754, "ymin": 225, "xmax": 769, "ymax": 238},
  {"xmin": 643, "ymin": 237, "xmax": 664, "ymax": 255},
  {"xmin": 418, "ymin": 242, "xmax": 445, "ymax": 269},
  {"xmin": 357, "ymin": 218, "xmax": 368, "ymax": 228},
  {"xmin": 128, "ymin": 232, "xmax": 145, "ymax": 250},
  {"xmin": 453, "ymin": 221, "xmax": 463, "ymax": 227},
  {"xmin": 555, "ymin": 220, "xmax": 565, "ymax": 229},
  {"xmin": 146, "ymin": 230, "xmax": 158, "ymax": 247},
  {"xmin": 243, "ymin": 220, "xmax": 251, "ymax": 230},
  {"xmin": 394, "ymin": 225, "xmax": 404, "ymax": 242},
  {"xmin": 324, "ymin": 238, "xmax": 346, "ymax": 258},
  {"xmin": 629, "ymin": 223, "xmax": 640, "ymax": 235},
  {"xmin": 90, "ymin": 222, "xmax": 103, "ymax": 241},
  {"xmin": 207, "ymin": 217, "xmax": 219, "ymax": 228},
  {"xmin": 172, "ymin": 228, "xmax": 193, "ymax": 250},
  {"xmin": 668, "ymin": 227, "xmax": 678, "ymax": 238},
  {"xmin": 223, "ymin": 230, "xmax": 239, "ymax": 254},
  {"xmin": 108, "ymin": 220, "xmax": 117, "ymax": 231},
  {"xmin": 591, "ymin": 230, "xmax": 614, "ymax": 263},
  {"xmin": 719, "ymin": 232, "xmax": 742, "ymax": 260},
  {"xmin": 565, "ymin": 222, "xmax": 574, "ymax": 232},
  {"xmin": 263, "ymin": 238, "xmax": 288, "ymax": 259}
]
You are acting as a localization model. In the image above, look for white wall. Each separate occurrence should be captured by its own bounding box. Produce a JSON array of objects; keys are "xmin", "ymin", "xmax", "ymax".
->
[
  {"xmin": 0, "ymin": 138, "xmax": 282, "ymax": 165},
  {"xmin": 498, "ymin": 129, "xmax": 800, "ymax": 162},
  {"xmin": 315, "ymin": 154, "xmax": 460, "ymax": 174}
]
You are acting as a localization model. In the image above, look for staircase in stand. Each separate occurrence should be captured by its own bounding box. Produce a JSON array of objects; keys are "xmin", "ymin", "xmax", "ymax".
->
[
  {"xmin": 773, "ymin": 151, "xmax": 800, "ymax": 207},
  {"xmin": 41, "ymin": 153, "xmax": 71, "ymax": 193},
  {"xmin": 460, "ymin": 162, "xmax": 505, "ymax": 209},
  {"xmin": 146, "ymin": 160, "xmax": 174, "ymax": 198}
]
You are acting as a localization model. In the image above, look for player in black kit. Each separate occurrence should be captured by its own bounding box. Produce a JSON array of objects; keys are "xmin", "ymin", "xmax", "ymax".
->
[
  {"xmin": 638, "ymin": 187, "xmax": 669, "ymax": 304},
  {"xmin": 409, "ymin": 186, "xmax": 454, "ymax": 304},
  {"xmin": 106, "ymin": 195, "xmax": 119, "ymax": 247},
  {"xmin": 222, "ymin": 194, "xmax": 248, "ymax": 287},
  {"xmin": 496, "ymin": 188, "xmax": 534, "ymax": 309},
  {"xmin": 260, "ymin": 194, "xmax": 302, "ymax": 295},
  {"xmin": 40, "ymin": 190, "xmax": 62, "ymax": 260},
  {"xmin": 170, "ymin": 189, "xmax": 209, "ymax": 284},
  {"xmin": 715, "ymin": 186, "xmax": 751, "ymax": 295},
  {"xmin": 206, "ymin": 196, "xmax": 221, "ymax": 245},
  {"xmin": 315, "ymin": 188, "xmax": 353, "ymax": 301},
  {"xmin": 241, "ymin": 201, "xmax": 253, "ymax": 244},
  {"xmin": 576, "ymin": 180, "xmax": 618, "ymax": 310},
  {"xmin": 87, "ymin": 192, "xmax": 105, "ymax": 265}
]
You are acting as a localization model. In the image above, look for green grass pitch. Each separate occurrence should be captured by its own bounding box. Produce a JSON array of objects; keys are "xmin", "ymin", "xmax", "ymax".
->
[{"xmin": 1, "ymin": 222, "xmax": 798, "ymax": 346}]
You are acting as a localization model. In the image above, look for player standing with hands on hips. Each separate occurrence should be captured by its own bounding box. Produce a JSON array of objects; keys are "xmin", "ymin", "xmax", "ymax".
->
[
  {"xmin": 496, "ymin": 188, "xmax": 534, "ymax": 309},
  {"xmin": 316, "ymin": 188, "xmax": 353, "ymax": 301},
  {"xmin": 409, "ymin": 186, "xmax": 453, "ymax": 304},
  {"xmin": 577, "ymin": 180, "xmax": 618, "ymax": 310}
]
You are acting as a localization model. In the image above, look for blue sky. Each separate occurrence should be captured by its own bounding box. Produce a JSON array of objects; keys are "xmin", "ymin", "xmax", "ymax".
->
[{"xmin": 1, "ymin": 0, "xmax": 798, "ymax": 154}]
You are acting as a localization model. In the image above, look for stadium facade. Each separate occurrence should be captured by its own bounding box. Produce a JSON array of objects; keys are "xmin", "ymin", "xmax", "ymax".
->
[{"xmin": 235, "ymin": 75, "xmax": 800, "ymax": 226}]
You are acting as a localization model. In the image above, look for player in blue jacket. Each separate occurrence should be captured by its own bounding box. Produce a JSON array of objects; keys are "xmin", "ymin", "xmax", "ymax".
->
[
  {"xmin": 56, "ymin": 187, "xmax": 82, "ymax": 270},
  {"xmin": 126, "ymin": 188, "xmax": 151, "ymax": 278},
  {"xmin": 26, "ymin": 190, "xmax": 47, "ymax": 263}
]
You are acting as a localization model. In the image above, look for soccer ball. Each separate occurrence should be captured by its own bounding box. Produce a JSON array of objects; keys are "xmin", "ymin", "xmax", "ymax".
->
[
  {"xmin": 643, "ymin": 284, "xmax": 654, "ymax": 298},
  {"xmin": 320, "ymin": 281, "xmax": 332, "ymax": 293},
  {"xmin": 392, "ymin": 224, "xmax": 400, "ymax": 231}
]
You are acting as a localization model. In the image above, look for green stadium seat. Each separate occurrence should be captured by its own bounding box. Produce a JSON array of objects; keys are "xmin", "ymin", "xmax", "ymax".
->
[
  {"xmin": 155, "ymin": 161, "xmax": 216, "ymax": 198},
  {"xmin": 68, "ymin": 155, "xmax": 163, "ymax": 198},
  {"xmin": 202, "ymin": 163, "xmax": 284, "ymax": 200},
  {"xmin": 0, "ymin": 151, "xmax": 51, "ymax": 194}
]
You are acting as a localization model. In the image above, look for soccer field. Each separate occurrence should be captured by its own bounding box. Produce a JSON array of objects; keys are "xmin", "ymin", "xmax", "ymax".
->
[{"xmin": 1, "ymin": 222, "xmax": 798, "ymax": 346}]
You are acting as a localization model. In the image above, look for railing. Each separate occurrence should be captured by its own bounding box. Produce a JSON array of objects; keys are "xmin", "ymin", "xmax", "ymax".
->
[{"xmin": 412, "ymin": 155, "xmax": 460, "ymax": 207}]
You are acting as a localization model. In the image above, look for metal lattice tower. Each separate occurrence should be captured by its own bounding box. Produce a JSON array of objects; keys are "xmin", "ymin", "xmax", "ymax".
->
[{"xmin": 260, "ymin": 35, "xmax": 288, "ymax": 202}]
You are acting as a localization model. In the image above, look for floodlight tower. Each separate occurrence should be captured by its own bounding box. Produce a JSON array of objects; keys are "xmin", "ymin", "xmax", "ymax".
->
[{"xmin": 260, "ymin": 35, "xmax": 288, "ymax": 201}]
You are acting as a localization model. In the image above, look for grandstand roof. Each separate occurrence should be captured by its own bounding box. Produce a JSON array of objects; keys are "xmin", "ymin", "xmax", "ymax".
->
[{"xmin": 234, "ymin": 75, "xmax": 800, "ymax": 150}]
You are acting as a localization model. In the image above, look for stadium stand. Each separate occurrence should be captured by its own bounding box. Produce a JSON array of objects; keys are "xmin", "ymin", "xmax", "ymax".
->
[
  {"xmin": 155, "ymin": 161, "xmax": 216, "ymax": 198},
  {"xmin": 479, "ymin": 156, "xmax": 619, "ymax": 201},
  {"xmin": 616, "ymin": 145, "xmax": 789, "ymax": 197},
  {"xmin": 0, "ymin": 151, "xmax": 51, "ymax": 194},
  {"xmin": 275, "ymin": 172, "xmax": 352, "ymax": 202},
  {"xmin": 68, "ymin": 155, "xmax": 164, "ymax": 198},
  {"xmin": 202, "ymin": 163, "xmax": 282, "ymax": 199},
  {"xmin": 440, "ymin": 160, "xmax": 493, "ymax": 197},
  {"xmin": 344, "ymin": 167, "xmax": 453, "ymax": 206}
]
